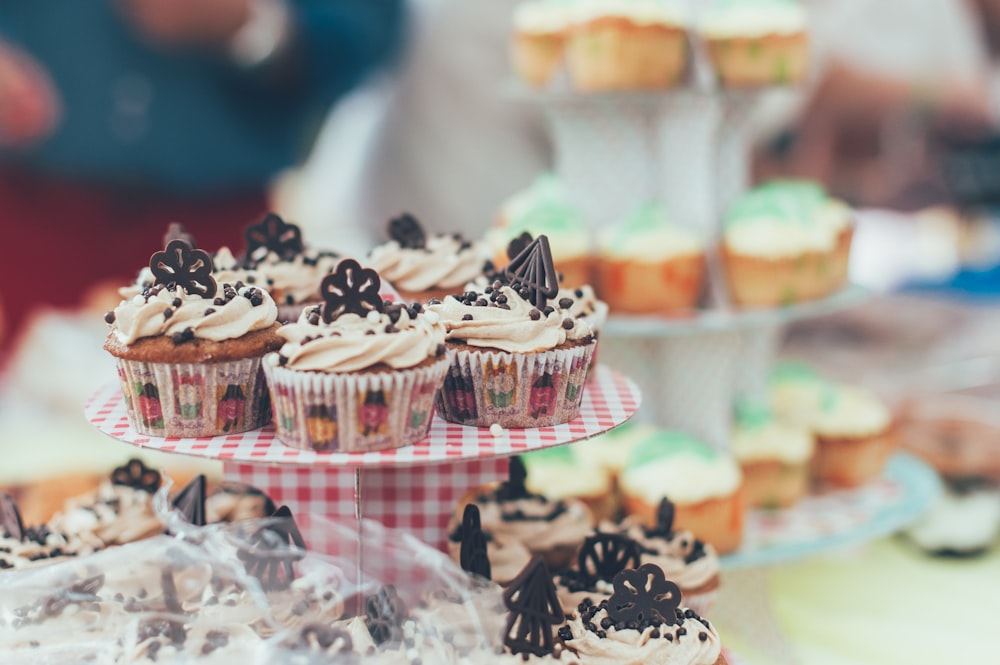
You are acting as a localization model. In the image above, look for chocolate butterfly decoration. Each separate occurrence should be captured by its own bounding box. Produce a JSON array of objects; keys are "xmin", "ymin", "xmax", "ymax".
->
[
  {"xmin": 243, "ymin": 213, "xmax": 304, "ymax": 263},
  {"xmin": 506, "ymin": 231, "xmax": 534, "ymax": 262},
  {"xmin": 163, "ymin": 222, "xmax": 197, "ymax": 248},
  {"xmin": 502, "ymin": 556, "xmax": 563, "ymax": 657},
  {"xmin": 237, "ymin": 505, "xmax": 307, "ymax": 592},
  {"xmin": 387, "ymin": 213, "xmax": 426, "ymax": 249},
  {"xmin": 320, "ymin": 258, "xmax": 385, "ymax": 322},
  {"xmin": 111, "ymin": 458, "xmax": 163, "ymax": 494},
  {"xmin": 150, "ymin": 239, "xmax": 218, "ymax": 298},
  {"xmin": 578, "ymin": 533, "xmax": 641, "ymax": 581},
  {"xmin": 504, "ymin": 234, "xmax": 559, "ymax": 309},
  {"xmin": 0, "ymin": 493, "xmax": 24, "ymax": 541},
  {"xmin": 172, "ymin": 474, "xmax": 207, "ymax": 527},
  {"xmin": 364, "ymin": 585, "xmax": 407, "ymax": 646},
  {"xmin": 458, "ymin": 504, "xmax": 492, "ymax": 581},
  {"xmin": 607, "ymin": 563, "xmax": 682, "ymax": 627}
]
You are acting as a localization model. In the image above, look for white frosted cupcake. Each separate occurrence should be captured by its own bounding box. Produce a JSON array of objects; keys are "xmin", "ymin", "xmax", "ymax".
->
[
  {"xmin": 523, "ymin": 445, "xmax": 618, "ymax": 522},
  {"xmin": 566, "ymin": 0, "xmax": 690, "ymax": 91},
  {"xmin": 699, "ymin": 0, "xmax": 809, "ymax": 87},
  {"xmin": 263, "ymin": 259, "xmax": 449, "ymax": 452}
]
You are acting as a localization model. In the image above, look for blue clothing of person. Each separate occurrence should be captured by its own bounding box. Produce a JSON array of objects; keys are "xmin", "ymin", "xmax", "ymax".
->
[{"xmin": 0, "ymin": 0, "xmax": 404, "ymax": 195}]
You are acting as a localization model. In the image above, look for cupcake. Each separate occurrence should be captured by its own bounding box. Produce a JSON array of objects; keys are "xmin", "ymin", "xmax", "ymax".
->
[
  {"xmin": 523, "ymin": 445, "xmax": 618, "ymax": 522},
  {"xmin": 571, "ymin": 421, "xmax": 659, "ymax": 482},
  {"xmin": 240, "ymin": 213, "xmax": 342, "ymax": 322},
  {"xmin": 619, "ymin": 431, "xmax": 744, "ymax": 554},
  {"xmin": 0, "ymin": 493, "xmax": 91, "ymax": 570},
  {"xmin": 699, "ymin": 0, "xmax": 809, "ymax": 87},
  {"xmin": 601, "ymin": 498, "xmax": 721, "ymax": 616},
  {"xmin": 559, "ymin": 564, "xmax": 726, "ymax": 664},
  {"xmin": 452, "ymin": 457, "xmax": 595, "ymax": 570},
  {"xmin": 511, "ymin": 0, "xmax": 572, "ymax": 88},
  {"xmin": 596, "ymin": 202, "xmax": 706, "ymax": 314},
  {"xmin": 431, "ymin": 235, "xmax": 596, "ymax": 428},
  {"xmin": 721, "ymin": 180, "xmax": 854, "ymax": 307},
  {"xmin": 491, "ymin": 174, "xmax": 593, "ymax": 289},
  {"xmin": 565, "ymin": 0, "xmax": 689, "ymax": 91},
  {"xmin": 365, "ymin": 213, "xmax": 493, "ymax": 303},
  {"xmin": 731, "ymin": 398, "xmax": 814, "ymax": 509},
  {"xmin": 264, "ymin": 259, "xmax": 449, "ymax": 452},
  {"xmin": 769, "ymin": 364, "xmax": 896, "ymax": 488},
  {"xmin": 104, "ymin": 240, "xmax": 283, "ymax": 437}
]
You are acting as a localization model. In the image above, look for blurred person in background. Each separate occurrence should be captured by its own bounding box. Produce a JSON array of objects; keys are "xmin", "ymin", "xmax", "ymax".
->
[{"xmin": 0, "ymin": 0, "xmax": 404, "ymax": 355}]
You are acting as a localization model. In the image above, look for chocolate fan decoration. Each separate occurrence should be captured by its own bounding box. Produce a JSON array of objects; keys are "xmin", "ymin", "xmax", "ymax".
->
[
  {"xmin": 150, "ymin": 239, "xmax": 218, "ymax": 298},
  {"xmin": 502, "ymin": 556, "xmax": 563, "ymax": 657},
  {"xmin": 320, "ymin": 258, "xmax": 385, "ymax": 322},
  {"xmin": 503, "ymin": 234, "xmax": 559, "ymax": 308},
  {"xmin": 237, "ymin": 505, "xmax": 307, "ymax": 591},
  {"xmin": 364, "ymin": 585, "xmax": 407, "ymax": 646},
  {"xmin": 578, "ymin": 533, "xmax": 641, "ymax": 581},
  {"xmin": 0, "ymin": 492, "xmax": 25, "ymax": 541},
  {"xmin": 163, "ymin": 222, "xmax": 196, "ymax": 248},
  {"xmin": 243, "ymin": 213, "xmax": 304, "ymax": 262},
  {"xmin": 111, "ymin": 458, "xmax": 162, "ymax": 494},
  {"xmin": 172, "ymin": 474, "xmax": 207, "ymax": 527},
  {"xmin": 387, "ymin": 212, "xmax": 426, "ymax": 249},
  {"xmin": 607, "ymin": 563, "xmax": 682, "ymax": 627},
  {"xmin": 458, "ymin": 504, "xmax": 492, "ymax": 581},
  {"xmin": 506, "ymin": 231, "xmax": 534, "ymax": 262}
]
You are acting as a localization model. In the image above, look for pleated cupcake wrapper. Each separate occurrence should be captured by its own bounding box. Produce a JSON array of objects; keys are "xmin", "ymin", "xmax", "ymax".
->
[
  {"xmin": 115, "ymin": 357, "xmax": 270, "ymax": 438},
  {"xmin": 436, "ymin": 343, "xmax": 595, "ymax": 428},
  {"xmin": 263, "ymin": 356, "xmax": 450, "ymax": 453}
]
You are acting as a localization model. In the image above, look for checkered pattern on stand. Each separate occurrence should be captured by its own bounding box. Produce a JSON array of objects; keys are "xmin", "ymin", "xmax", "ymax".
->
[{"xmin": 87, "ymin": 366, "xmax": 639, "ymax": 552}]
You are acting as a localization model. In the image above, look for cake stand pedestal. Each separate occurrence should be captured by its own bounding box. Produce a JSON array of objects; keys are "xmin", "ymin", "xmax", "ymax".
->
[{"xmin": 86, "ymin": 365, "xmax": 640, "ymax": 553}]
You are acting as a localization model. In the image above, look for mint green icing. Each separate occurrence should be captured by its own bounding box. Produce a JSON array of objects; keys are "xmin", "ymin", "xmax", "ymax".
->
[
  {"xmin": 605, "ymin": 202, "xmax": 670, "ymax": 251},
  {"xmin": 508, "ymin": 199, "xmax": 584, "ymax": 237},
  {"xmin": 725, "ymin": 179, "xmax": 829, "ymax": 228},
  {"xmin": 770, "ymin": 361, "xmax": 839, "ymax": 412},
  {"xmin": 626, "ymin": 431, "xmax": 716, "ymax": 469},
  {"xmin": 734, "ymin": 396, "xmax": 772, "ymax": 430}
]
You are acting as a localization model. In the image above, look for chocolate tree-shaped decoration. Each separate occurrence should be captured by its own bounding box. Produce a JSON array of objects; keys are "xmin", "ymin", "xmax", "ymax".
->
[
  {"xmin": 243, "ymin": 213, "xmax": 304, "ymax": 263},
  {"xmin": 387, "ymin": 212, "xmax": 426, "ymax": 249},
  {"xmin": 458, "ymin": 504, "xmax": 492, "ymax": 581},
  {"xmin": 495, "ymin": 456, "xmax": 532, "ymax": 501},
  {"xmin": 0, "ymin": 492, "xmax": 24, "ymax": 541},
  {"xmin": 112, "ymin": 458, "xmax": 163, "ymax": 494},
  {"xmin": 364, "ymin": 585, "xmax": 407, "ymax": 646},
  {"xmin": 502, "ymin": 556, "xmax": 563, "ymax": 657},
  {"xmin": 172, "ymin": 474, "xmax": 207, "ymax": 527},
  {"xmin": 163, "ymin": 222, "xmax": 197, "ymax": 248},
  {"xmin": 503, "ymin": 234, "xmax": 559, "ymax": 308},
  {"xmin": 578, "ymin": 533, "xmax": 641, "ymax": 581},
  {"xmin": 149, "ymin": 239, "xmax": 218, "ymax": 298},
  {"xmin": 237, "ymin": 505, "xmax": 307, "ymax": 591},
  {"xmin": 607, "ymin": 563, "xmax": 682, "ymax": 628},
  {"xmin": 320, "ymin": 258, "xmax": 385, "ymax": 323}
]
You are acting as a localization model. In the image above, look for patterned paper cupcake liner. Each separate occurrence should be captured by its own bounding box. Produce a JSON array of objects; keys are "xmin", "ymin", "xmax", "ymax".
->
[
  {"xmin": 115, "ymin": 357, "xmax": 271, "ymax": 438},
  {"xmin": 263, "ymin": 356, "xmax": 450, "ymax": 453},
  {"xmin": 437, "ymin": 342, "xmax": 596, "ymax": 428}
]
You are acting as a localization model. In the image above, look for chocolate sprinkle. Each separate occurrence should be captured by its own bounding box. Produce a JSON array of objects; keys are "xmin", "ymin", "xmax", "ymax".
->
[
  {"xmin": 387, "ymin": 213, "xmax": 427, "ymax": 250},
  {"xmin": 104, "ymin": 311, "xmax": 115, "ymax": 324}
]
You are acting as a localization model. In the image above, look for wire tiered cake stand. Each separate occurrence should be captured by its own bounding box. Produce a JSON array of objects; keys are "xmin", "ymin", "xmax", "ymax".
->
[{"xmin": 86, "ymin": 365, "xmax": 641, "ymax": 554}]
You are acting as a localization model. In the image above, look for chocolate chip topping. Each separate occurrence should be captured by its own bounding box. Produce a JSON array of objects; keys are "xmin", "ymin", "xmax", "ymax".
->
[{"xmin": 104, "ymin": 311, "xmax": 115, "ymax": 324}]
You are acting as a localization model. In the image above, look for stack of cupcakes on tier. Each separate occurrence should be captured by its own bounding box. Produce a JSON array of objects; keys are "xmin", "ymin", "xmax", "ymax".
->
[
  {"xmin": 430, "ymin": 235, "xmax": 597, "ymax": 428},
  {"xmin": 263, "ymin": 259, "xmax": 450, "ymax": 453},
  {"xmin": 104, "ymin": 238, "xmax": 283, "ymax": 437},
  {"xmin": 366, "ymin": 213, "xmax": 494, "ymax": 304}
]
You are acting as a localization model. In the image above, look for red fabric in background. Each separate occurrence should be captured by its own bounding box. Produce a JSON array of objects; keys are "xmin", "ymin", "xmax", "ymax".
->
[{"xmin": 0, "ymin": 168, "xmax": 269, "ymax": 350}]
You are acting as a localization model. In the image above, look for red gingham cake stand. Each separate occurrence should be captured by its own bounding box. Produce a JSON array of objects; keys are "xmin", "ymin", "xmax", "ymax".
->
[{"xmin": 86, "ymin": 365, "xmax": 640, "ymax": 551}]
